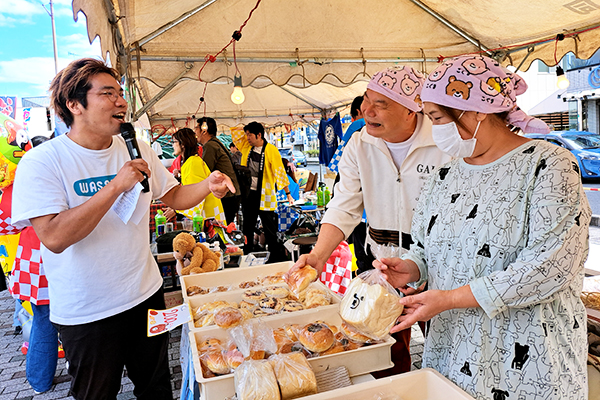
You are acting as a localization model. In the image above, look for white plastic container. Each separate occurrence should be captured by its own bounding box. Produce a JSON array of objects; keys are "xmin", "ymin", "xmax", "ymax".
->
[
  {"xmin": 302, "ymin": 368, "xmax": 475, "ymax": 400},
  {"xmin": 190, "ymin": 306, "xmax": 395, "ymax": 400},
  {"xmin": 181, "ymin": 261, "xmax": 293, "ymax": 301},
  {"xmin": 187, "ymin": 280, "xmax": 341, "ymax": 331}
]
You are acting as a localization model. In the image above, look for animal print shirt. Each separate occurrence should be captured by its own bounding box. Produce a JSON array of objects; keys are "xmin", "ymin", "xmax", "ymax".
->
[{"xmin": 403, "ymin": 140, "xmax": 590, "ymax": 400}]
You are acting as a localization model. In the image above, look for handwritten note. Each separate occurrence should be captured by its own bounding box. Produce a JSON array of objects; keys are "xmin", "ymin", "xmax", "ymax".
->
[
  {"xmin": 112, "ymin": 182, "xmax": 150, "ymax": 225},
  {"xmin": 147, "ymin": 304, "xmax": 191, "ymax": 337}
]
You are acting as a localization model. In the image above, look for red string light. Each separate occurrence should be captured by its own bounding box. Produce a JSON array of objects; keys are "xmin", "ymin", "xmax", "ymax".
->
[{"xmin": 194, "ymin": 0, "xmax": 263, "ymax": 113}]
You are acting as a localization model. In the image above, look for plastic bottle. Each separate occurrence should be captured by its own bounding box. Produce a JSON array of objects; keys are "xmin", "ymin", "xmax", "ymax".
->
[
  {"xmin": 193, "ymin": 210, "xmax": 204, "ymax": 233},
  {"xmin": 317, "ymin": 186, "xmax": 324, "ymax": 207},
  {"xmin": 155, "ymin": 210, "xmax": 167, "ymax": 236},
  {"xmin": 324, "ymin": 186, "xmax": 331, "ymax": 205}
]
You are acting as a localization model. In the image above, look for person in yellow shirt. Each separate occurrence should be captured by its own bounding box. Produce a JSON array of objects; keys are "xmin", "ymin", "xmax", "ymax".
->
[
  {"xmin": 232, "ymin": 122, "xmax": 293, "ymax": 261},
  {"xmin": 165, "ymin": 128, "xmax": 226, "ymax": 222}
]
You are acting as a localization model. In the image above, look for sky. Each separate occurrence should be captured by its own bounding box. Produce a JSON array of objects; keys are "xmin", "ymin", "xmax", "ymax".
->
[{"xmin": 0, "ymin": 0, "xmax": 103, "ymax": 101}]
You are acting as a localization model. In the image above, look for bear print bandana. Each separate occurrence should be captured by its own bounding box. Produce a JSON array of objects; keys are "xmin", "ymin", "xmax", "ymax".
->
[
  {"xmin": 367, "ymin": 65, "xmax": 426, "ymax": 112},
  {"xmin": 421, "ymin": 55, "xmax": 550, "ymax": 134}
]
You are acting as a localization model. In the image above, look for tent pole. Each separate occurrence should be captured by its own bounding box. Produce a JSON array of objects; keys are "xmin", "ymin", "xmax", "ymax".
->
[
  {"xmin": 133, "ymin": 0, "xmax": 220, "ymax": 49},
  {"xmin": 133, "ymin": 63, "xmax": 194, "ymax": 121},
  {"xmin": 407, "ymin": 0, "xmax": 492, "ymax": 56}
]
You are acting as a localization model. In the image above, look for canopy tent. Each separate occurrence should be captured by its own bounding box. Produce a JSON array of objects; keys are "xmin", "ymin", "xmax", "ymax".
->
[{"xmin": 73, "ymin": 0, "xmax": 600, "ymax": 130}]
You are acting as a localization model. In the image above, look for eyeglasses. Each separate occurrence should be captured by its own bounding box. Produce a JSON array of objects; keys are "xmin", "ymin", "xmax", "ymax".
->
[{"xmin": 95, "ymin": 89, "xmax": 125, "ymax": 103}]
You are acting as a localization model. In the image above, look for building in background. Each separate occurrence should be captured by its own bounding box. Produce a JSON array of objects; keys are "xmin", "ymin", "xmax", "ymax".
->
[{"xmin": 561, "ymin": 50, "xmax": 600, "ymax": 134}]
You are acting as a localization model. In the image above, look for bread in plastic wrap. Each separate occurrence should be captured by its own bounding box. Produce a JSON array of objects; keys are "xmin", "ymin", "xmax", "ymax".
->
[
  {"xmin": 339, "ymin": 270, "xmax": 403, "ymax": 340},
  {"xmin": 269, "ymin": 352, "xmax": 317, "ymax": 399},
  {"xmin": 234, "ymin": 360, "xmax": 281, "ymax": 400}
]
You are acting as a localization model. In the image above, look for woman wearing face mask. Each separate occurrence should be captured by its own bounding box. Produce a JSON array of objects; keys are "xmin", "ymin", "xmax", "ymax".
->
[{"xmin": 375, "ymin": 55, "xmax": 590, "ymax": 399}]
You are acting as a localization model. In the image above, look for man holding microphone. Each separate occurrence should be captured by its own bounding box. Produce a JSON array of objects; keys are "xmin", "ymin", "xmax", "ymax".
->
[{"xmin": 12, "ymin": 58, "xmax": 234, "ymax": 400}]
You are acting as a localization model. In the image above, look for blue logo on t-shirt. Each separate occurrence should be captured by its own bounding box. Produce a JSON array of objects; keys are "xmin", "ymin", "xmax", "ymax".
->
[{"xmin": 74, "ymin": 175, "xmax": 116, "ymax": 196}]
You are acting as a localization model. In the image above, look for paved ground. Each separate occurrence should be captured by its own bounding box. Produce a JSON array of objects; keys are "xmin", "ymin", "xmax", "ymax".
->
[
  {"xmin": 0, "ymin": 287, "xmax": 426, "ymax": 399},
  {"xmin": 0, "ymin": 289, "xmax": 183, "ymax": 400}
]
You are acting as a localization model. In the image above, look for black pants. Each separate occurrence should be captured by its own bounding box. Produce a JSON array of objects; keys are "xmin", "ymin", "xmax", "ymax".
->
[
  {"xmin": 348, "ymin": 222, "xmax": 370, "ymax": 274},
  {"xmin": 54, "ymin": 288, "xmax": 172, "ymax": 400},
  {"xmin": 221, "ymin": 195, "xmax": 241, "ymax": 226},
  {"xmin": 242, "ymin": 190, "xmax": 287, "ymax": 262}
]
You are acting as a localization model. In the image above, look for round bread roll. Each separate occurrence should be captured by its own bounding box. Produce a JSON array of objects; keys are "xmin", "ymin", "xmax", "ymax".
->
[
  {"xmin": 261, "ymin": 272, "xmax": 286, "ymax": 285},
  {"xmin": 259, "ymin": 296, "xmax": 284, "ymax": 314},
  {"xmin": 198, "ymin": 338, "xmax": 222, "ymax": 352},
  {"xmin": 286, "ymin": 265, "xmax": 318, "ymax": 293},
  {"xmin": 252, "ymin": 307, "xmax": 270, "ymax": 317},
  {"xmin": 340, "ymin": 321, "xmax": 373, "ymax": 344},
  {"xmin": 239, "ymin": 300, "xmax": 255, "ymax": 310},
  {"xmin": 203, "ymin": 350, "xmax": 230, "ymax": 375},
  {"xmin": 224, "ymin": 348, "xmax": 244, "ymax": 370},
  {"xmin": 284, "ymin": 324, "xmax": 301, "ymax": 341},
  {"xmin": 264, "ymin": 286, "xmax": 290, "ymax": 299},
  {"xmin": 214, "ymin": 307, "xmax": 244, "ymax": 329},
  {"xmin": 298, "ymin": 323, "xmax": 335, "ymax": 353},
  {"xmin": 282, "ymin": 299, "xmax": 304, "ymax": 312},
  {"xmin": 242, "ymin": 289, "xmax": 266, "ymax": 304},
  {"xmin": 239, "ymin": 280, "xmax": 258, "ymax": 289},
  {"xmin": 320, "ymin": 341, "xmax": 345, "ymax": 355}
]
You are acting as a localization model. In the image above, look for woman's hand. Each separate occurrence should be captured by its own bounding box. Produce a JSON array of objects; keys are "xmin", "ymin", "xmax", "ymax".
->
[
  {"xmin": 373, "ymin": 257, "xmax": 420, "ymax": 290},
  {"xmin": 391, "ymin": 289, "xmax": 453, "ymax": 333}
]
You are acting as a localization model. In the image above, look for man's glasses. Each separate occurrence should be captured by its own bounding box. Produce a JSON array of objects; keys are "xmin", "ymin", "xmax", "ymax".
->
[{"xmin": 95, "ymin": 90, "xmax": 125, "ymax": 102}]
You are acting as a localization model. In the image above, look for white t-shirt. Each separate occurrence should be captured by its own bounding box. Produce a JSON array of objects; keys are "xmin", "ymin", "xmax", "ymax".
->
[
  {"xmin": 383, "ymin": 131, "xmax": 417, "ymax": 170},
  {"xmin": 12, "ymin": 134, "xmax": 179, "ymax": 325}
]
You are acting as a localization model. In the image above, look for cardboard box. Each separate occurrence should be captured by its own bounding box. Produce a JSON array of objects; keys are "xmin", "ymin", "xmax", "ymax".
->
[
  {"xmin": 190, "ymin": 306, "xmax": 395, "ymax": 400},
  {"xmin": 163, "ymin": 290, "xmax": 183, "ymax": 308},
  {"xmin": 302, "ymin": 368, "xmax": 475, "ymax": 400}
]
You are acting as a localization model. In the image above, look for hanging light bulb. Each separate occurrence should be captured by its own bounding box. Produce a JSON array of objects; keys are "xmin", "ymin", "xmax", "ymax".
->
[
  {"xmin": 201, "ymin": 121, "xmax": 208, "ymax": 131},
  {"xmin": 231, "ymin": 74, "xmax": 245, "ymax": 105},
  {"xmin": 556, "ymin": 66, "xmax": 570, "ymax": 89}
]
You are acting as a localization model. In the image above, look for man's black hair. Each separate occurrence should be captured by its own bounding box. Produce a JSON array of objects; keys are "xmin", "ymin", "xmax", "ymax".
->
[
  {"xmin": 351, "ymin": 96, "xmax": 364, "ymax": 119},
  {"xmin": 243, "ymin": 121, "xmax": 265, "ymax": 140},
  {"xmin": 197, "ymin": 116, "xmax": 217, "ymax": 136}
]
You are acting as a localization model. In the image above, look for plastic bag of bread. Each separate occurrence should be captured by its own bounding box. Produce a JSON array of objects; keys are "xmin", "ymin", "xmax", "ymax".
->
[
  {"xmin": 230, "ymin": 319, "xmax": 277, "ymax": 359},
  {"xmin": 285, "ymin": 265, "xmax": 318, "ymax": 294},
  {"xmin": 268, "ymin": 352, "xmax": 317, "ymax": 399},
  {"xmin": 339, "ymin": 269, "xmax": 403, "ymax": 340},
  {"xmin": 234, "ymin": 360, "xmax": 281, "ymax": 400}
]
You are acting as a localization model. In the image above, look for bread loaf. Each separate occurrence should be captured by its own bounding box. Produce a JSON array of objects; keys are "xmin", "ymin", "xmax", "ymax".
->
[
  {"xmin": 339, "ymin": 277, "xmax": 403, "ymax": 339},
  {"xmin": 234, "ymin": 360, "xmax": 280, "ymax": 400},
  {"xmin": 269, "ymin": 352, "xmax": 317, "ymax": 399}
]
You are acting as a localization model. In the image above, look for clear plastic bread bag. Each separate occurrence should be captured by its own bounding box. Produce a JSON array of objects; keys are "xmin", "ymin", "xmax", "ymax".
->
[
  {"xmin": 339, "ymin": 265, "xmax": 404, "ymax": 341},
  {"xmin": 229, "ymin": 319, "xmax": 277, "ymax": 359},
  {"xmin": 268, "ymin": 352, "xmax": 317, "ymax": 400},
  {"xmin": 234, "ymin": 359, "xmax": 281, "ymax": 400}
]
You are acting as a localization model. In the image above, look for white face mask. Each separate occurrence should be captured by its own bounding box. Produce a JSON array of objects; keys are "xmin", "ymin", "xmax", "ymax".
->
[{"xmin": 431, "ymin": 112, "xmax": 481, "ymax": 158}]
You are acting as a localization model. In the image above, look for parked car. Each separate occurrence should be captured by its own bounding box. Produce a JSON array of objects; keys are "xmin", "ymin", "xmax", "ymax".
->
[
  {"xmin": 292, "ymin": 150, "xmax": 307, "ymax": 167},
  {"xmin": 524, "ymin": 131, "xmax": 600, "ymax": 179},
  {"xmin": 278, "ymin": 147, "xmax": 296, "ymax": 165}
]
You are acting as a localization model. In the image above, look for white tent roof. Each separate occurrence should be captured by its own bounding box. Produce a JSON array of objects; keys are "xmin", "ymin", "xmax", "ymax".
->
[{"xmin": 73, "ymin": 0, "xmax": 600, "ymax": 128}]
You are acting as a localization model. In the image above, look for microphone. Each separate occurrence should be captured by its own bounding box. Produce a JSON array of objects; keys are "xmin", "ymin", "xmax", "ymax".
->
[{"xmin": 120, "ymin": 122, "xmax": 149, "ymax": 193}]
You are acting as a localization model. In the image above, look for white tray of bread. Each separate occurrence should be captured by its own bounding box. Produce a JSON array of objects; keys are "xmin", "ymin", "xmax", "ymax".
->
[
  {"xmin": 190, "ymin": 306, "xmax": 395, "ymax": 400},
  {"xmin": 181, "ymin": 261, "xmax": 293, "ymax": 300},
  {"xmin": 302, "ymin": 368, "xmax": 475, "ymax": 400},
  {"xmin": 187, "ymin": 281, "xmax": 341, "ymax": 330}
]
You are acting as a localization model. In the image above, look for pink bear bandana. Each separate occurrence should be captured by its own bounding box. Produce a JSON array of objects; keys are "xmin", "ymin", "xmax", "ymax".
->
[
  {"xmin": 367, "ymin": 65, "xmax": 426, "ymax": 112},
  {"xmin": 421, "ymin": 55, "xmax": 550, "ymax": 134}
]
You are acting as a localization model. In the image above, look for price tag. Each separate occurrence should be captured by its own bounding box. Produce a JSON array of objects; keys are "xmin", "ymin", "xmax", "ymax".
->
[{"xmin": 147, "ymin": 303, "xmax": 191, "ymax": 336}]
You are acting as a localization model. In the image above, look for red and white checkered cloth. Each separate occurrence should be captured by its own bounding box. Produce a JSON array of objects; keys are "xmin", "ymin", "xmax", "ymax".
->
[
  {"xmin": 319, "ymin": 241, "xmax": 352, "ymax": 296},
  {"xmin": 0, "ymin": 185, "xmax": 49, "ymax": 305}
]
